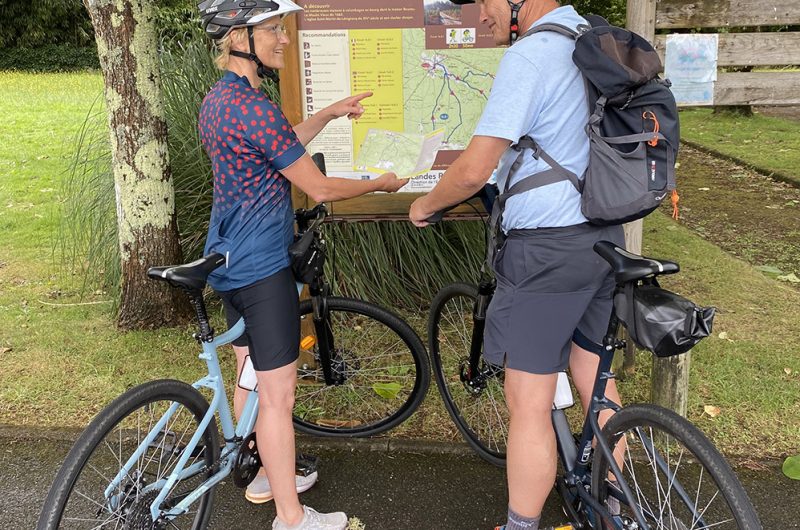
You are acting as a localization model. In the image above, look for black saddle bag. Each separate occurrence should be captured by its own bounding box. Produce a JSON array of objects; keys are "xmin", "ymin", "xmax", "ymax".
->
[
  {"xmin": 614, "ymin": 279, "xmax": 715, "ymax": 357},
  {"xmin": 288, "ymin": 229, "xmax": 326, "ymax": 284}
]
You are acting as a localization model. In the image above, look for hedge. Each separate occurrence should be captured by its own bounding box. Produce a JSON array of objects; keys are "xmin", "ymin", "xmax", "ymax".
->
[{"xmin": 0, "ymin": 45, "xmax": 99, "ymax": 73}]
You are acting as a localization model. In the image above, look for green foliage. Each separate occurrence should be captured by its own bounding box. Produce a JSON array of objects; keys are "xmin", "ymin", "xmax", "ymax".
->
[
  {"xmin": 0, "ymin": 0, "xmax": 94, "ymax": 48},
  {"xmin": 566, "ymin": 0, "xmax": 626, "ymax": 26},
  {"xmin": 155, "ymin": 4, "xmax": 201, "ymax": 43},
  {"xmin": 58, "ymin": 101, "xmax": 119, "ymax": 302},
  {"xmin": 784, "ymin": 456, "xmax": 800, "ymax": 480},
  {"xmin": 2, "ymin": 0, "xmax": 199, "ymax": 72},
  {"xmin": 324, "ymin": 220, "xmax": 484, "ymax": 308},
  {"xmin": 0, "ymin": 45, "xmax": 99, "ymax": 72}
]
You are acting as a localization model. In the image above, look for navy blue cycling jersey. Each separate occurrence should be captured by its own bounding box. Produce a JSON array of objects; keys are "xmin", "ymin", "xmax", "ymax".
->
[{"xmin": 199, "ymin": 70, "xmax": 306, "ymax": 291}]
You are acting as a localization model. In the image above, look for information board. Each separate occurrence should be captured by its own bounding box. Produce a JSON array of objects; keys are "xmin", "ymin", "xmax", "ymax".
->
[{"xmin": 283, "ymin": 1, "xmax": 503, "ymax": 215}]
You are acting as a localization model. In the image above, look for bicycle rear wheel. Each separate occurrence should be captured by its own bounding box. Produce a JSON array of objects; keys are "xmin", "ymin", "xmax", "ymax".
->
[
  {"xmin": 591, "ymin": 404, "xmax": 762, "ymax": 530},
  {"xmin": 37, "ymin": 379, "xmax": 219, "ymax": 530},
  {"xmin": 293, "ymin": 296, "xmax": 429, "ymax": 436},
  {"xmin": 428, "ymin": 283, "xmax": 507, "ymax": 467}
]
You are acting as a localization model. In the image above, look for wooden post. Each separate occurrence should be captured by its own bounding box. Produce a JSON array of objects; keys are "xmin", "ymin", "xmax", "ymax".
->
[
  {"xmin": 626, "ymin": 1, "xmax": 691, "ymax": 414},
  {"xmin": 280, "ymin": 14, "xmax": 309, "ymax": 211},
  {"xmin": 651, "ymin": 353, "xmax": 691, "ymax": 417},
  {"xmin": 626, "ymin": 0, "xmax": 656, "ymax": 42}
]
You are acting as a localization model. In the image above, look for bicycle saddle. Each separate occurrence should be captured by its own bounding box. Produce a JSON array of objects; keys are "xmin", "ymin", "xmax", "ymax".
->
[
  {"xmin": 593, "ymin": 240, "xmax": 679, "ymax": 284},
  {"xmin": 147, "ymin": 253, "xmax": 226, "ymax": 291}
]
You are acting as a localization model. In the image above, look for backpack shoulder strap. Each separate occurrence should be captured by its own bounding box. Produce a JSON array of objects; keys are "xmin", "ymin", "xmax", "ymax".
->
[
  {"xmin": 500, "ymin": 136, "xmax": 583, "ymax": 203},
  {"xmin": 521, "ymin": 22, "xmax": 580, "ymax": 41}
]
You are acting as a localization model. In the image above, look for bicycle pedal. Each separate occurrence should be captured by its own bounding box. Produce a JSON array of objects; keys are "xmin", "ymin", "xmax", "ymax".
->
[{"xmin": 295, "ymin": 453, "xmax": 319, "ymax": 476}]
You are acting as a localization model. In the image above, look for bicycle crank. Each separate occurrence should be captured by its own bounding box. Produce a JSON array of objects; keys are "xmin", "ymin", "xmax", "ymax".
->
[{"xmin": 232, "ymin": 432, "xmax": 261, "ymax": 488}]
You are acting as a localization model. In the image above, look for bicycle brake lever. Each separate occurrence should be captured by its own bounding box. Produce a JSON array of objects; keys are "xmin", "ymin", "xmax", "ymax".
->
[{"xmin": 425, "ymin": 210, "xmax": 446, "ymax": 224}]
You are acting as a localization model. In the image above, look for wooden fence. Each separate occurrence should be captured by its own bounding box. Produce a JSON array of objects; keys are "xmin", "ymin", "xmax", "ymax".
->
[{"xmin": 630, "ymin": 0, "xmax": 800, "ymax": 106}]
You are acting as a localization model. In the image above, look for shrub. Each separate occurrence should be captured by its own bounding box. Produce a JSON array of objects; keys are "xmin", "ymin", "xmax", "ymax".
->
[{"xmin": 0, "ymin": 45, "xmax": 99, "ymax": 72}]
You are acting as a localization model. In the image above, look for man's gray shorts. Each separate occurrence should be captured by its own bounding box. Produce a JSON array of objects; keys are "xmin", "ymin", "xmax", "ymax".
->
[{"xmin": 484, "ymin": 223, "xmax": 625, "ymax": 374}]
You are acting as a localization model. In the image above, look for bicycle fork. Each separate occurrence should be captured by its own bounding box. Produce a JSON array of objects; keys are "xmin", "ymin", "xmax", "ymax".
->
[
  {"xmin": 463, "ymin": 279, "xmax": 496, "ymax": 390},
  {"xmin": 310, "ymin": 287, "xmax": 341, "ymax": 386}
]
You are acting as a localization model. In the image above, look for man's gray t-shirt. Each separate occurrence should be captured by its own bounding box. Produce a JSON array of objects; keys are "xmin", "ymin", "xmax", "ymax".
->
[{"xmin": 474, "ymin": 5, "xmax": 589, "ymax": 230}]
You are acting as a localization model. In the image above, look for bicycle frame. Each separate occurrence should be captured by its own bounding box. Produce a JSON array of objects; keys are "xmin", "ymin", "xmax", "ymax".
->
[{"xmin": 103, "ymin": 317, "xmax": 257, "ymax": 522}]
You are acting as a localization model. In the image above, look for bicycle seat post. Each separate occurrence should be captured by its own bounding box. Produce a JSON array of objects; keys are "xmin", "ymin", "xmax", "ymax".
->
[{"xmin": 186, "ymin": 289, "xmax": 214, "ymax": 343}]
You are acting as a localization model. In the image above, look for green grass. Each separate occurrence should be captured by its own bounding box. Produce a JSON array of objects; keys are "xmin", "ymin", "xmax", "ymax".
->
[
  {"xmin": 0, "ymin": 72, "xmax": 103, "ymax": 262},
  {"xmin": 1, "ymin": 72, "xmax": 799, "ymax": 460},
  {"xmin": 0, "ymin": 71, "xmax": 219, "ymax": 426},
  {"xmin": 630, "ymin": 213, "xmax": 800, "ymax": 458},
  {"xmin": 679, "ymin": 108, "xmax": 800, "ymax": 183}
]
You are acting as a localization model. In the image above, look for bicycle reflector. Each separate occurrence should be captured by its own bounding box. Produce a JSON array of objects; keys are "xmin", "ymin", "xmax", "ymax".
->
[{"xmin": 300, "ymin": 336, "xmax": 316, "ymax": 350}]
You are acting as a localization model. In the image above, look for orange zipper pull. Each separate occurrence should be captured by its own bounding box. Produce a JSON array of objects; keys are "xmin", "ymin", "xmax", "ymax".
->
[
  {"xmin": 671, "ymin": 189, "xmax": 680, "ymax": 220},
  {"xmin": 643, "ymin": 110, "xmax": 660, "ymax": 147}
]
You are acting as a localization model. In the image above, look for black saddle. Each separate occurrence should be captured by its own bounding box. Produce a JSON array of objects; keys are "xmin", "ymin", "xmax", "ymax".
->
[
  {"xmin": 593, "ymin": 240, "xmax": 679, "ymax": 284},
  {"xmin": 147, "ymin": 253, "xmax": 226, "ymax": 291}
]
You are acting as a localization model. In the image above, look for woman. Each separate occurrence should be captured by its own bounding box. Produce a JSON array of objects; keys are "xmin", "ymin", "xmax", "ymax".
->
[{"xmin": 197, "ymin": 1, "xmax": 406, "ymax": 528}]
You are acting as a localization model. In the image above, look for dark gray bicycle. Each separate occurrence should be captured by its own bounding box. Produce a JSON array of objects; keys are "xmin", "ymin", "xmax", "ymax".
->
[{"xmin": 428, "ymin": 219, "xmax": 761, "ymax": 528}]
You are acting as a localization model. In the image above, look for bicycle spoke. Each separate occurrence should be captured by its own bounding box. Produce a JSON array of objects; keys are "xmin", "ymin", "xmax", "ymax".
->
[
  {"xmin": 598, "ymin": 409, "xmax": 756, "ymax": 530},
  {"xmin": 48, "ymin": 383, "xmax": 217, "ymax": 529},
  {"xmin": 294, "ymin": 300, "xmax": 424, "ymax": 433},
  {"xmin": 432, "ymin": 287, "xmax": 509, "ymax": 463}
]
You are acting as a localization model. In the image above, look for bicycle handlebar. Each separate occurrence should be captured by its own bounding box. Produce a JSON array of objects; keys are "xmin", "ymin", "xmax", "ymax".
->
[{"xmin": 424, "ymin": 183, "xmax": 498, "ymax": 225}]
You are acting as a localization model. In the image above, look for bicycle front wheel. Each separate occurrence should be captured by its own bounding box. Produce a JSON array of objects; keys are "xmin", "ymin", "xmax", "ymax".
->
[
  {"xmin": 591, "ymin": 404, "xmax": 762, "ymax": 530},
  {"xmin": 37, "ymin": 379, "xmax": 220, "ymax": 530},
  {"xmin": 293, "ymin": 296, "xmax": 430, "ymax": 436},
  {"xmin": 429, "ymin": 283, "xmax": 508, "ymax": 467}
]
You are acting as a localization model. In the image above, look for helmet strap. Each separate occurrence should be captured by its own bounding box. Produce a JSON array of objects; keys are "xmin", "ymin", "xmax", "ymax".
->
[
  {"xmin": 507, "ymin": 0, "xmax": 526, "ymax": 44},
  {"xmin": 229, "ymin": 26, "xmax": 280, "ymax": 84}
]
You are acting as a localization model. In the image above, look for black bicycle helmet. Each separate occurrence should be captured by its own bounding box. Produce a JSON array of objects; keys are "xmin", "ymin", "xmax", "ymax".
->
[
  {"xmin": 448, "ymin": 0, "xmax": 528, "ymax": 43},
  {"xmin": 198, "ymin": 0, "xmax": 302, "ymax": 39}
]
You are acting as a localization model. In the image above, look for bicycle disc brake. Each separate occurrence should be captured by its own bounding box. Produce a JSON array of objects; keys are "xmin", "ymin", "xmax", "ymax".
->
[
  {"xmin": 459, "ymin": 358, "xmax": 503, "ymax": 395},
  {"xmin": 232, "ymin": 432, "xmax": 262, "ymax": 488}
]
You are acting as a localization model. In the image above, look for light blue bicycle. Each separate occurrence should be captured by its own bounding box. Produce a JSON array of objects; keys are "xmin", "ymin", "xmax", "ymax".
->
[{"xmin": 37, "ymin": 203, "xmax": 429, "ymax": 529}]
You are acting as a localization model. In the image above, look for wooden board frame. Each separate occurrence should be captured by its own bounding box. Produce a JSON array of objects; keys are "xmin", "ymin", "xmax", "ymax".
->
[{"xmin": 278, "ymin": 13, "xmax": 485, "ymax": 220}]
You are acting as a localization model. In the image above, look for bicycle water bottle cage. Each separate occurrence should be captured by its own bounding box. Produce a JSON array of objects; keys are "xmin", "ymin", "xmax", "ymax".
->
[
  {"xmin": 593, "ymin": 240, "xmax": 679, "ymax": 284},
  {"xmin": 147, "ymin": 253, "xmax": 226, "ymax": 292}
]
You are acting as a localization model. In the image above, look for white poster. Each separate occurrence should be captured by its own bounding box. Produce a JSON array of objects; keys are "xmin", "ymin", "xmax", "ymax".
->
[
  {"xmin": 664, "ymin": 34, "xmax": 719, "ymax": 106},
  {"xmin": 299, "ymin": 30, "xmax": 354, "ymax": 172}
]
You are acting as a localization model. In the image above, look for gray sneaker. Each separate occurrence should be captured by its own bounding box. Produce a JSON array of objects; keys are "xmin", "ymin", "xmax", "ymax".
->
[
  {"xmin": 245, "ymin": 471, "xmax": 319, "ymax": 504},
  {"xmin": 272, "ymin": 505, "xmax": 348, "ymax": 530}
]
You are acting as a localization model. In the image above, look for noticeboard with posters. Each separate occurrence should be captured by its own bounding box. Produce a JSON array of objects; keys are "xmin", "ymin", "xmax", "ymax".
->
[{"xmin": 280, "ymin": 0, "xmax": 503, "ymax": 218}]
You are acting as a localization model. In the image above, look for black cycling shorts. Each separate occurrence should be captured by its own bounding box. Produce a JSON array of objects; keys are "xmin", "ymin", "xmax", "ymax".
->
[{"xmin": 216, "ymin": 267, "xmax": 299, "ymax": 371}]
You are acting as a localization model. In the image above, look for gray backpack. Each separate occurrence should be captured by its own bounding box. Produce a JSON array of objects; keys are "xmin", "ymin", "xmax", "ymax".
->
[{"xmin": 488, "ymin": 18, "xmax": 679, "ymax": 261}]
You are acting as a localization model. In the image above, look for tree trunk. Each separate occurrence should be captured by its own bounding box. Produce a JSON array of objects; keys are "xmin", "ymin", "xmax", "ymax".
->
[{"xmin": 86, "ymin": 0, "xmax": 191, "ymax": 329}]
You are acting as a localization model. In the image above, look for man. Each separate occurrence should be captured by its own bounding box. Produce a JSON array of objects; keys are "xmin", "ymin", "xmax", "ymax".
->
[{"xmin": 409, "ymin": 1, "xmax": 625, "ymax": 529}]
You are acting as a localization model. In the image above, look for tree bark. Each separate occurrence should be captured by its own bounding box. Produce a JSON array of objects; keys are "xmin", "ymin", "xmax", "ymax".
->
[{"xmin": 86, "ymin": 0, "xmax": 191, "ymax": 329}]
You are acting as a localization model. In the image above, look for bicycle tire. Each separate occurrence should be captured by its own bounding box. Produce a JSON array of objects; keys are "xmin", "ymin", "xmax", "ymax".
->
[
  {"xmin": 37, "ymin": 379, "xmax": 220, "ymax": 530},
  {"xmin": 293, "ymin": 296, "xmax": 430, "ymax": 436},
  {"xmin": 591, "ymin": 404, "xmax": 762, "ymax": 529},
  {"xmin": 428, "ymin": 282, "xmax": 507, "ymax": 467}
]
